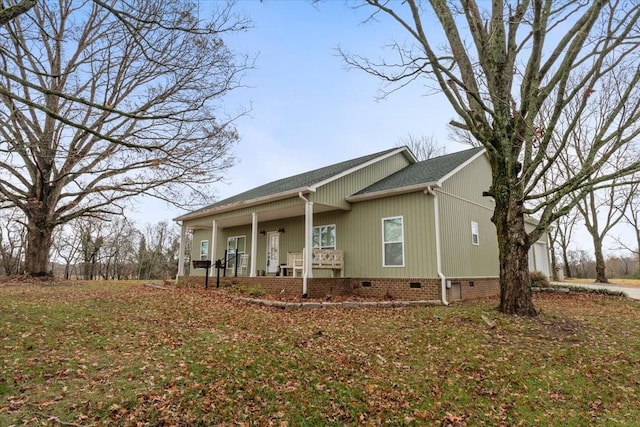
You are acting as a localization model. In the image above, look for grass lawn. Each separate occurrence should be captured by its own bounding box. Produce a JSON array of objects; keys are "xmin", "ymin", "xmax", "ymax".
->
[
  {"xmin": 1, "ymin": 281, "xmax": 639, "ymax": 426},
  {"xmin": 560, "ymin": 277, "xmax": 640, "ymax": 288}
]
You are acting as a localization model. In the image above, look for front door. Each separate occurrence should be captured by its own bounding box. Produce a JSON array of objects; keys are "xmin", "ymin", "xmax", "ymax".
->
[{"xmin": 266, "ymin": 231, "xmax": 280, "ymax": 274}]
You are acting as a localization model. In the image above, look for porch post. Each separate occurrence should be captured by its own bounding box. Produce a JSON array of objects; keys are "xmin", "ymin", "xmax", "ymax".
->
[
  {"xmin": 210, "ymin": 220, "xmax": 218, "ymax": 277},
  {"xmin": 176, "ymin": 222, "xmax": 186, "ymax": 279},
  {"xmin": 303, "ymin": 199, "xmax": 314, "ymax": 296},
  {"xmin": 250, "ymin": 212, "xmax": 258, "ymax": 277}
]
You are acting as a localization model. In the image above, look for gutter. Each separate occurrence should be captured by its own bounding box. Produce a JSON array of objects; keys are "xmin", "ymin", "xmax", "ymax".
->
[
  {"xmin": 346, "ymin": 181, "xmax": 438, "ymax": 203},
  {"xmin": 174, "ymin": 186, "xmax": 313, "ymax": 222},
  {"xmin": 425, "ymin": 186, "xmax": 448, "ymax": 306}
]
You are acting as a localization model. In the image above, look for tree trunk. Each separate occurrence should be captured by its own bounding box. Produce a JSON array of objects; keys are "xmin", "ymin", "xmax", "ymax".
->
[
  {"xmin": 561, "ymin": 243, "xmax": 572, "ymax": 278},
  {"xmin": 491, "ymin": 173, "xmax": 537, "ymax": 316},
  {"xmin": 549, "ymin": 244, "xmax": 559, "ymax": 281},
  {"xmin": 593, "ymin": 237, "xmax": 608, "ymax": 283},
  {"xmin": 636, "ymin": 229, "xmax": 640, "ymax": 276},
  {"xmin": 24, "ymin": 221, "xmax": 54, "ymax": 276}
]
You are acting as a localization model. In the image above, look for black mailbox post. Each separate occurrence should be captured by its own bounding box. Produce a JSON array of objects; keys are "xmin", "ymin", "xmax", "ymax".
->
[
  {"xmin": 192, "ymin": 260, "xmax": 212, "ymax": 288},
  {"xmin": 214, "ymin": 259, "xmax": 224, "ymax": 289}
]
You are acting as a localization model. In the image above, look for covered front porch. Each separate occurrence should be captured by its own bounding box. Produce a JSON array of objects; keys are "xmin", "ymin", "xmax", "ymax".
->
[{"xmin": 176, "ymin": 191, "xmax": 346, "ymax": 296}]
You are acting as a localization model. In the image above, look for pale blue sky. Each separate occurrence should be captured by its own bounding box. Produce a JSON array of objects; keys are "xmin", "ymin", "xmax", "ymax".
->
[
  {"xmin": 133, "ymin": 0, "xmax": 464, "ymax": 224},
  {"xmin": 215, "ymin": 0, "xmax": 463, "ymax": 196},
  {"xmin": 130, "ymin": 0, "xmax": 632, "ymax": 256}
]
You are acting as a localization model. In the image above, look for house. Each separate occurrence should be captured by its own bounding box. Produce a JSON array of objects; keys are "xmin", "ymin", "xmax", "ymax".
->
[{"xmin": 174, "ymin": 146, "xmax": 551, "ymax": 303}]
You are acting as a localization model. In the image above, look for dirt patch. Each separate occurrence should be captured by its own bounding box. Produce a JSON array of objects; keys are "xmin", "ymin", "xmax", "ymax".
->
[{"xmin": 537, "ymin": 315, "xmax": 590, "ymax": 341}]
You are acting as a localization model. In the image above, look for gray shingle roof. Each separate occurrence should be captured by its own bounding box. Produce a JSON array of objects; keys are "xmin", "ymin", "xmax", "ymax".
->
[
  {"xmin": 176, "ymin": 146, "xmax": 484, "ymax": 221},
  {"xmin": 353, "ymin": 147, "xmax": 484, "ymax": 196},
  {"xmin": 183, "ymin": 146, "xmax": 403, "ymax": 217}
]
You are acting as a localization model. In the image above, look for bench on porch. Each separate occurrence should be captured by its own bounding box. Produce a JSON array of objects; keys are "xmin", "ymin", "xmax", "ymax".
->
[{"xmin": 287, "ymin": 249, "xmax": 344, "ymax": 278}]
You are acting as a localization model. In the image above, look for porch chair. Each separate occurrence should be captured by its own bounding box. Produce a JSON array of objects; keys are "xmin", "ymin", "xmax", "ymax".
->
[{"xmin": 238, "ymin": 253, "xmax": 249, "ymax": 276}]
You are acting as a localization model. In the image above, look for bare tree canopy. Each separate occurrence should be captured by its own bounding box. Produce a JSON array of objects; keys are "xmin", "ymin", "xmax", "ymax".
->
[
  {"xmin": 397, "ymin": 133, "xmax": 446, "ymax": 160},
  {"xmin": 344, "ymin": 0, "xmax": 640, "ymax": 315},
  {"xmin": 0, "ymin": 0, "xmax": 36, "ymax": 26},
  {"xmin": 0, "ymin": 0, "xmax": 251, "ymax": 275}
]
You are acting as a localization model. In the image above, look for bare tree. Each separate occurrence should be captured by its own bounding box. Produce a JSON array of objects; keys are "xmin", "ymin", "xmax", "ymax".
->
[
  {"xmin": 99, "ymin": 218, "xmax": 139, "ymax": 280},
  {"xmin": 613, "ymin": 182, "xmax": 640, "ymax": 275},
  {"xmin": 342, "ymin": 1, "xmax": 640, "ymax": 315},
  {"xmin": 0, "ymin": 0, "xmax": 250, "ymax": 276},
  {"xmin": 78, "ymin": 218, "xmax": 105, "ymax": 280},
  {"xmin": 0, "ymin": 207, "xmax": 26, "ymax": 275},
  {"xmin": 549, "ymin": 73, "xmax": 640, "ymax": 284},
  {"xmin": 550, "ymin": 210, "xmax": 581, "ymax": 280},
  {"xmin": 0, "ymin": 0, "xmax": 36, "ymax": 26},
  {"xmin": 605, "ymin": 253, "xmax": 635, "ymax": 278},
  {"xmin": 397, "ymin": 133, "xmax": 446, "ymax": 160},
  {"xmin": 52, "ymin": 222, "xmax": 83, "ymax": 279},
  {"xmin": 568, "ymin": 249, "xmax": 596, "ymax": 279},
  {"xmin": 138, "ymin": 221, "xmax": 179, "ymax": 280},
  {"xmin": 574, "ymin": 185, "xmax": 632, "ymax": 283}
]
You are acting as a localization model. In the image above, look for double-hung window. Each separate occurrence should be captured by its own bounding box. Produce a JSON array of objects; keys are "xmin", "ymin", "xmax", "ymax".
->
[
  {"xmin": 312, "ymin": 224, "xmax": 336, "ymax": 249},
  {"xmin": 226, "ymin": 236, "xmax": 246, "ymax": 269},
  {"xmin": 382, "ymin": 216, "xmax": 404, "ymax": 267},
  {"xmin": 200, "ymin": 240, "xmax": 209, "ymax": 260},
  {"xmin": 471, "ymin": 221, "xmax": 479, "ymax": 246}
]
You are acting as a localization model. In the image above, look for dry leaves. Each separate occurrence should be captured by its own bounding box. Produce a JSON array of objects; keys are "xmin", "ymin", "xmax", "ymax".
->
[{"xmin": 1, "ymin": 281, "xmax": 639, "ymax": 425}]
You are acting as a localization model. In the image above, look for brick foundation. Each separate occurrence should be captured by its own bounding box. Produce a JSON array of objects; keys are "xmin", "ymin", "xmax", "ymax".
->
[{"xmin": 178, "ymin": 275, "xmax": 499, "ymax": 302}]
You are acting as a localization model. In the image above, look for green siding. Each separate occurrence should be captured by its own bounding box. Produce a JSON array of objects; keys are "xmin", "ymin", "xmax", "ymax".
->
[
  {"xmin": 185, "ymin": 151, "xmax": 503, "ymax": 280},
  {"xmin": 344, "ymin": 192, "xmax": 438, "ymax": 277},
  {"xmin": 312, "ymin": 152, "xmax": 412, "ymax": 209},
  {"xmin": 188, "ymin": 192, "xmax": 438, "ymax": 279},
  {"xmin": 438, "ymin": 155, "xmax": 499, "ymax": 277}
]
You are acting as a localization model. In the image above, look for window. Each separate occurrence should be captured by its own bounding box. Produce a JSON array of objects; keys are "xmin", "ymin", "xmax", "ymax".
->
[
  {"xmin": 226, "ymin": 236, "xmax": 246, "ymax": 268},
  {"xmin": 200, "ymin": 240, "xmax": 209, "ymax": 260},
  {"xmin": 382, "ymin": 216, "xmax": 404, "ymax": 267},
  {"xmin": 471, "ymin": 221, "xmax": 479, "ymax": 245},
  {"xmin": 312, "ymin": 225, "xmax": 336, "ymax": 249}
]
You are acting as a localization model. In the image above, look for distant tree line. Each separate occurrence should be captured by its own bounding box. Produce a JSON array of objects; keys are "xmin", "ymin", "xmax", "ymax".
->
[
  {"xmin": 549, "ymin": 178, "xmax": 640, "ymax": 282},
  {"xmin": 0, "ymin": 208, "xmax": 189, "ymax": 280},
  {"xmin": 560, "ymin": 250, "xmax": 639, "ymax": 281}
]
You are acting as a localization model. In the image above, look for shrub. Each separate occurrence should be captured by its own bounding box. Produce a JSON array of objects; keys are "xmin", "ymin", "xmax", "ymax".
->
[
  {"xmin": 176, "ymin": 277, "xmax": 202, "ymax": 288},
  {"xmin": 247, "ymin": 284, "xmax": 266, "ymax": 297},
  {"xmin": 226, "ymin": 283, "xmax": 266, "ymax": 297},
  {"xmin": 530, "ymin": 271, "xmax": 550, "ymax": 288}
]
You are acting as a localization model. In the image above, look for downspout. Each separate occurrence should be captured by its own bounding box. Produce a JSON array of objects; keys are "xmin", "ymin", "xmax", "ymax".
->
[
  {"xmin": 298, "ymin": 192, "xmax": 312, "ymax": 297},
  {"xmin": 426, "ymin": 186, "xmax": 448, "ymax": 306}
]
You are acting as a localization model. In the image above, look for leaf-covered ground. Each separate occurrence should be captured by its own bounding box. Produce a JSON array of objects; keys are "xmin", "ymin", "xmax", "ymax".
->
[{"xmin": 1, "ymin": 281, "xmax": 639, "ymax": 426}]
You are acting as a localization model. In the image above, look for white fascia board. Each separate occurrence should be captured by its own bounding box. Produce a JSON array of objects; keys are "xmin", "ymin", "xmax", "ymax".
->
[
  {"xmin": 346, "ymin": 182, "xmax": 439, "ymax": 203},
  {"xmin": 174, "ymin": 187, "xmax": 313, "ymax": 221},
  {"xmin": 308, "ymin": 147, "xmax": 416, "ymax": 192},
  {"xmin": 436, "ymin": 147, "xmax": 487, "ymax": 186}
]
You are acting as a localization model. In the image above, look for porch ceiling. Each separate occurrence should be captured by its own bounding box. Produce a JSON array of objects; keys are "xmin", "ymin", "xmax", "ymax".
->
[{"xmin": 188, "ymin": 203, "xmax": 339, "ymax": 230}]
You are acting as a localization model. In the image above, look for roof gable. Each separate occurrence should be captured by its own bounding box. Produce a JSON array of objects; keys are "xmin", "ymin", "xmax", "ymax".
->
[
  {"xmin": 176, "ymin": 146, "xmax": 412, "ymax": 221},
  {"xmin": 348, "ymin": 147, "xmax": 485, "ymax": 200}
]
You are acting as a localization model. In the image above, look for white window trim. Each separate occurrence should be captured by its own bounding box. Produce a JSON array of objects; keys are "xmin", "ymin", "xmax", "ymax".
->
[
  {"xmin": 226, "ymin": 235, "xmax": 247, "ymax": 253},
  {"xmin": 312, "ymin": 224, "xmax": 336, "ymax": 250},
  {"xmin": 471, "ymin": 221, "xmax": 479, "ymax": 246},
  {"xmin": 226, "ymin": 235, "xmax": 247, "ymax": 264},
  {"xmin": 200, "ymin": 240, "xmax": 209, "ymax": 260},
  {"xmin": 382, "ymin": 216, "xmax": 405, "ymax": 267}
]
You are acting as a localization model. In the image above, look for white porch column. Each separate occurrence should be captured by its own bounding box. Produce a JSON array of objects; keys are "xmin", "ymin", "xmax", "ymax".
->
[
  {"xmin": 210, "ymin": 220, "xmax": 218, "ymax": 277},
  {"xmin": 303, "ymin": 199, "xmax": 314, "ymax": 296},
  {"xmin": 250, "ymin": 212, "xmax": 258, "ymax": 277},
  {"xmin": 176, "ymin": 222, "xmax": 186, "ymax": 279}
]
